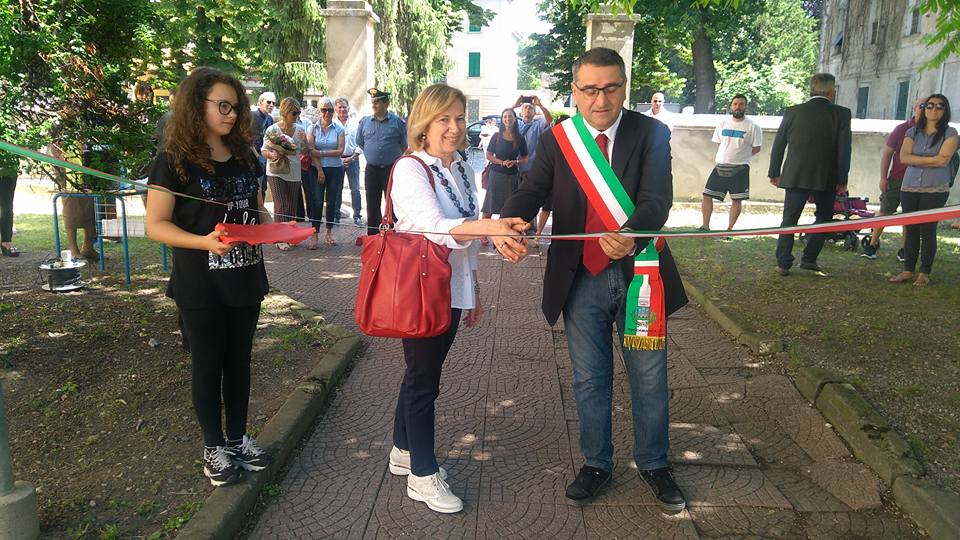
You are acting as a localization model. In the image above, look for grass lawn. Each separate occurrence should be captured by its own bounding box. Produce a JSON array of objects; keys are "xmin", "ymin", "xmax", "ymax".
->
[
  {"xmin": 668, "ymin": 224, "xmax": 960, "ymax": 495},
  {"xmin": 1, "ymin": 213, "xmax": 340, "ymax": 538}
]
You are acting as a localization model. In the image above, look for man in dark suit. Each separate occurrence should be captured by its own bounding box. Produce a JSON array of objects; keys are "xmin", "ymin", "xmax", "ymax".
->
[
  {"xmin": 496, "ymin": 47, "xmax": 688, "ymax": 512},
  {"xmin": 768, "ymin": 73, "xmax": 852, "ymax": 275}
]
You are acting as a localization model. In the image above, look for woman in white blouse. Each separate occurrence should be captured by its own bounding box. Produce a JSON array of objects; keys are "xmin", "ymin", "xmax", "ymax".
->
[{"xmin": 387, "ymin": 84, "xmax": 527, "ymax": 514}]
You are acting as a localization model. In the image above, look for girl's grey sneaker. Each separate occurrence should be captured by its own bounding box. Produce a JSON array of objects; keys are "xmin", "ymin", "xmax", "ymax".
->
[
  {"xmin": 203, "ymin": 446, "xmax": 242, "ymax": 487},
  {"xmin": 225, "ymin": 435, "xmax": 273, "ymax": 472},
  {"xmin": 407, "ymin": 472, "xmax": 463, "ymax": 513},
  {"xmin": 388, "ymin": 446, "xmax": 448, "ymax": 479}
]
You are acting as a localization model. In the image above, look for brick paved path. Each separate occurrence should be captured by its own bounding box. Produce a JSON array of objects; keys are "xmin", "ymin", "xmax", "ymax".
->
[{"xmin": 249, "ymin": 227, "xmax": 922, "ymax": 539}]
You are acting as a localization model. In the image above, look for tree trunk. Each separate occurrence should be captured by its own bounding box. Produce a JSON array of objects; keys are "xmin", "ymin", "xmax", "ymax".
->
[{"xmin": 692, "ymin": 24, "xmax": 716, "ymax": 113}]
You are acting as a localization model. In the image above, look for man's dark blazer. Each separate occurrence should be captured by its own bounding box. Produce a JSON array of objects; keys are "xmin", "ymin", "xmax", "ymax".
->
[
  {"xmin": 500, "ymin": 109, "xmax": 687, "ymax": 326},
  {"xmin": 768, "ymin": 96, "xmax": 852, "ymax": 192}
]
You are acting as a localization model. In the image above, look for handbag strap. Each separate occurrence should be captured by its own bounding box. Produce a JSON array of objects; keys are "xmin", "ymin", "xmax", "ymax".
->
[{"xmin": 382, "ymin": 154, "xmax": 435, "ymax": 230}]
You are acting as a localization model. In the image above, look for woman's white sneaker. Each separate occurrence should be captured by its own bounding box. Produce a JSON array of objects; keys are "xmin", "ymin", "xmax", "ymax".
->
[
  {"xmin": 406, "ymin": 472, "xmax": 463, "ymax": 513},
  {"xmin": 388, "ymin": 446, "xmax": 447, "ymax": 479}
]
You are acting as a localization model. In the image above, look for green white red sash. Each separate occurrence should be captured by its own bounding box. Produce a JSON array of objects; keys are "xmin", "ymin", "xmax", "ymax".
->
[{"xmin": 553, "ymin": 114, "xmax": 666, "ymax": 351}]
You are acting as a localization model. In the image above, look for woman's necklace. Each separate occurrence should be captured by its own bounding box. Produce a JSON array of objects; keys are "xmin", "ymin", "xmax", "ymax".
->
[{"xmin": 429, "ymin": 160, "xmax": 476, "ymax": 218}]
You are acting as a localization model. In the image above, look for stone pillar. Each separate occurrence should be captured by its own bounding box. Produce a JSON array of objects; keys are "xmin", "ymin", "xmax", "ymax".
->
[
  {"xmin": 320, "ymin": 1, "xmax": 380, "ymax": 116},
  {"xmin": 585, "ymin": 7, "xmax": 642, "ymax": 104}
]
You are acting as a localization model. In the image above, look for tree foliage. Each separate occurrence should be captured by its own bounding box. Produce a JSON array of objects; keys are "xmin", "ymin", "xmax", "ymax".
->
[
  {"xmin": 258, "ymin": 0, "xmax": 326, "ymax": 100},
  {"xmin": 371, "ymin": 0, "xmax": 490, "ymax": 114},
  {"xmin": 921, "ymin": 0, "xmax": 960, "ymax": 69},
  {"xmin": 1, "ymin": 0, "xmax": 162, "ymax": 186},
  {"xmin": 526, "ymin": 0, "xmax": 817, "ymax": 114}
]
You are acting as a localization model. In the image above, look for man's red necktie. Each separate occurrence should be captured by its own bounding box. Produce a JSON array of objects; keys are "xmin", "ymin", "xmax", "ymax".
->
[{"xmin": 583, "ymin": 133, "xmax": 611, "ymax": 276}]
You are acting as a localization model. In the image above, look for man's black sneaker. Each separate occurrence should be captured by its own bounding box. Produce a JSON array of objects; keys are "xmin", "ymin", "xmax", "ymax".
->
[
  {"xmin": 565, "ymin": 465, "xmax": 611, "ymax": 506},
  {"xmin": 640, "ymin": 467, "xmax": 686, "ymax": 514},
  {"xmin": 203, "ymin": 446, "xmax": 242, "ymax": 487},
  {"xmin": 225, "ymin": 435, "xmax": 273, "ymax": 472},
  {"xmin": 897, "ymin": 247, "xmax": 905, "ymax": 262},
  {"xmin": 861, "ymin": 242, "xmax": 878, "ymax": 260}
]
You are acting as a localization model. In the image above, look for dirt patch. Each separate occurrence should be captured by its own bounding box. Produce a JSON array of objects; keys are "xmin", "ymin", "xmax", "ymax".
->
[
  {"xmin": 0, "ymin": 267, "xmax": 335, "ymax": 539},
  {"xmin": 669, "ymin": 227, "xmax": 960, "ymax": 496}
]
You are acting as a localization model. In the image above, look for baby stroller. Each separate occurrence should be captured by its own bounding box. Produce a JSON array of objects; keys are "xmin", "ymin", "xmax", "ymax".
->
[{"xmin": 799, "ymin": 191, "xmax": 875, "ymax": 251}]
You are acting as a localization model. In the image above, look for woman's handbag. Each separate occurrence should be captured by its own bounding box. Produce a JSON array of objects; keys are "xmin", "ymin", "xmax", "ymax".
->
[
  {"xmin": 480, "ymin": 163, "xmax": 491, "ymax": 190},
  {"xmin": 354, "ymin": 155, "xmax": 453, "ymax": 338}
]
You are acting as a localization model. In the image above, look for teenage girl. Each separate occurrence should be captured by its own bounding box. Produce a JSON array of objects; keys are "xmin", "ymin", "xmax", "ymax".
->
[{"xmin": 146, "ymin": 67, "xmax": 273, "ymax": 486}]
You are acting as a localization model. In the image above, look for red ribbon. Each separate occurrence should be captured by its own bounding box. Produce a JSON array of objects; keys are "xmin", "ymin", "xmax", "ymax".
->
[{"xmin": 215, "ymin": 222, "xmax": 317, "ymax": 245}]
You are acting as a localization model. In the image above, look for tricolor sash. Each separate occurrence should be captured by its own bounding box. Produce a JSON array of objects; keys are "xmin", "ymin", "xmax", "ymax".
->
[{"xmin": 553, "ymin": 114, "xmax": 666, "ymax": 350}]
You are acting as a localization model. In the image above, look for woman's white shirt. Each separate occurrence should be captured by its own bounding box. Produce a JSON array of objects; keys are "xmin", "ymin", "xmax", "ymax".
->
[
  {"xmin": 263, "ymin": 123, "xmax": 306, "ymax": 182},
  {"xmin": 391, "ymin": 150, "xmax": 480, "ymax": 310}
]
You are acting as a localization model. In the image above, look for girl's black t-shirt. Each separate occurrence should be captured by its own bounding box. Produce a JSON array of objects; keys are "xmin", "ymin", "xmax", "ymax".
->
[
  {"xmin": 148, "ymin": 152, "xmax": 269, "ymax": 309},
  {"xmin": 487, "ymin": 132, "xmax": 528, "ymax": 175}
]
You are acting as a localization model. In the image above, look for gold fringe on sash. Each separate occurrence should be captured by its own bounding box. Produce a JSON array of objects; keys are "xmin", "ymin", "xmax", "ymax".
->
[{"xmin": 623, "ymin": 335, "xmax": 666, "ymax": 351}]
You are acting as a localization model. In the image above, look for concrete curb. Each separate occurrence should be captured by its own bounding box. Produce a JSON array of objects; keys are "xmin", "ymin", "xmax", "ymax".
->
[
  {"xmin": 177, "ymin": 293, "xmax": 361, "ymax": 540},
  {"xmin": 681, "ymin": 278, "xmax": 782, "ymax": 355},
  {"xmin": 681, "ymin": 275, "xmax": 960, "ymax": 540}
]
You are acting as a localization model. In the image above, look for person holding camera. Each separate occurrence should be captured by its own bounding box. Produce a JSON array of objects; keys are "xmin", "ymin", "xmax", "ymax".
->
[{"xmin": 515, "ymin": 95, "xmax": 552, "ymax": 234}]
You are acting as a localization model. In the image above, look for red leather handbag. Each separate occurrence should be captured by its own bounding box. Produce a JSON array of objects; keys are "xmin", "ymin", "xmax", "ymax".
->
[{"xmin": 354, "ymin": 155, "xmax": 453, "ymax": 338}]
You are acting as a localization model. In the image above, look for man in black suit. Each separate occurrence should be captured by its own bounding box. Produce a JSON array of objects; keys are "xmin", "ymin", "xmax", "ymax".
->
[
  {"xmin": 496, "ymin": 47, "xmax": 688, "ymax": 512},
  {"xmin": 768, "ymin": 73, "xmax": 852, "ymax": 275}
]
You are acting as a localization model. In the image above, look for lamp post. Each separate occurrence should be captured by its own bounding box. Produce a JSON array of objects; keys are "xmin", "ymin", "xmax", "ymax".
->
[{"xmin": 0, "ymin": 383, "xmax": 40, "ymax": 539}]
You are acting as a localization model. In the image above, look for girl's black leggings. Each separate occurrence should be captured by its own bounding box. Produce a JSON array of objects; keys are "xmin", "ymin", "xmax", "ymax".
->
[{"xmin": 180, "ymin": 303, "xmax": 261, "ymax": 447}]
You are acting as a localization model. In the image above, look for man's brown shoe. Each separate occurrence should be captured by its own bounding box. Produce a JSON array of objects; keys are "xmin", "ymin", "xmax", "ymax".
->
[{"xmin": 776, "ymin": 266, "xmax": 790, "ymax": 276}]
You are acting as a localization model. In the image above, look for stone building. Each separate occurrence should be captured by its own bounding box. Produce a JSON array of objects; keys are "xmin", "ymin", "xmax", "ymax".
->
[{"xmin": 817, "ymin": 0, "xmax": 959, "ymax": 120}]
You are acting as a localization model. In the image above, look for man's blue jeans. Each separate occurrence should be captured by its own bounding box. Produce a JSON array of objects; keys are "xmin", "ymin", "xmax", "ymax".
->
[{"xmin": 562, "ymin": 264, "xmax": 669, "ymax": 473}]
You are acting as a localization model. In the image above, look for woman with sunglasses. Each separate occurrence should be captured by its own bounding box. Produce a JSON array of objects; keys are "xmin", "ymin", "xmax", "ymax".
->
[
  {"xmin": 262, "ymin": 97, "xmax": 309, "ymax": 250},
  {"xmin": 147, "ymin": 67, "xmax": 272, "ymax": 487},
  {"xmin": 306, "ymin": 97, "xmax": 346, "ymax": 246},
  {"xmin": 890, "ymin": 94, "xmax": 958, "ymax": 287}
]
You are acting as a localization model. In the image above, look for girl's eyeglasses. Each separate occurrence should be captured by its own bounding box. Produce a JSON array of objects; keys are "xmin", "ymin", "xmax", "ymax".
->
[
  {"xmin": 320, "ymin": 108, "xmax": 334, "ymax": 113},
  {"xmin": 924, "ymin": 103, "xmax": 946, "ymax": 111},
  {"xmin": 205, "ymin": 99, "xmax": 240, "ymax": 116}
]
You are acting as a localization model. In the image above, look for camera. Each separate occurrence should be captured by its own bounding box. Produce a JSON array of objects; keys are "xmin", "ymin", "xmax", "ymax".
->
[{"xmin": 519, "ymin": 95, "xmax": 534, "ymax": 104}]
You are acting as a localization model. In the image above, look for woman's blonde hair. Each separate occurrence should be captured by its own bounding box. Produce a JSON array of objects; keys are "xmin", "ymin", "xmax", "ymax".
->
[
  {"xmin": 278, "ymin": 97, "xmax": 301, "ymax": 125},
  {"xmin": 407, "ymin": 84, "xmax": 467, "ymax": 152}
]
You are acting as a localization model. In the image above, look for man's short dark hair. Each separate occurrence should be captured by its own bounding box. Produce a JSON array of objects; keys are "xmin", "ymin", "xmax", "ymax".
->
[
  {"xmin": 731, "ymin": 94, "xmax": 748, "ymax": 104},
  {"xmin": 572, "ymin": 47, "xmax": 627, "ymax": 83}
]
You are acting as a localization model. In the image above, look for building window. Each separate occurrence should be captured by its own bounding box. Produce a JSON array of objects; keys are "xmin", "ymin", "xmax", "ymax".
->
[
  {"xmin": 866, "ymin": 0, "xmax": 880, "ymax": 45},
  {"xmin": 910, "ymin": 9, "xmax": 921, "ymax": 34},
  {"xmin": 467, "ymin": 99, "xmax": 479, "ymax": 123},
  {"xmin": 856, "ymin": 86, "xmax": 870, "ymax": 119},
  {"xmin": 468, "ymin": 14, "xmax": 481, "ymax": 32},
  {"xmin": 468, "ymin": 52, "xmax": 481, "ymax": 77},
  {"xmin": 895, "ymin": 81, "xmax": 910, "ymax": 120},
  {"xmin": 833, "ymin": 31, "xmax": 844, "ymax": 55}
]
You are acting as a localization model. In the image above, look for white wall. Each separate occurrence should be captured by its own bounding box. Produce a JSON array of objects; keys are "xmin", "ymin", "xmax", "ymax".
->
[{"xmin": 669, "ymin": 115, "xmax": 960, "ymax": 206}]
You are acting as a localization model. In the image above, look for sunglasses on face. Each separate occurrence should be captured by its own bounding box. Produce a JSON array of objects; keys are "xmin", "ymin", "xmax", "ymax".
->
[
  {"xmin": 266, "ymin": 100, "xmax": 275, "ymax": 105},
  {"xmin": 291, "ymin": 111, "xmax": 301, "ymax": 116},
  {"xmin": 320, "ymin": 108, "xmax": 334, "ymax": 113},
  {"xmin": 206, "ymin": 99, "xmax": 240, "ymax": 116},
  {"xmin": 924, "ymin": 102, "xmax": 946, "ymax": 110}
]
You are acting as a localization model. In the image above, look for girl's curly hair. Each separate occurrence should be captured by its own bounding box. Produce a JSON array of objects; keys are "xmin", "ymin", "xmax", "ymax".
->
[{"xmin": 161, "ymin": 67, "xmax": 257, "ymax": 182}]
